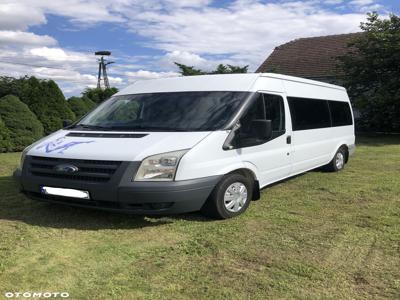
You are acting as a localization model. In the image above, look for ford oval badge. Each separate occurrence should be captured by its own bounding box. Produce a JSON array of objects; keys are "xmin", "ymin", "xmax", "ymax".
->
[{"xmin": 54, "ymin": 164, "xmax": 79, "ymax": 173}]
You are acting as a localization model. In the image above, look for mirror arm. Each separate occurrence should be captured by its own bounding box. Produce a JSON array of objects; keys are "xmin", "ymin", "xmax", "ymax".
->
[{"xmin": 222, "ymin": 123, "xmax": 241, "ymax": 150}]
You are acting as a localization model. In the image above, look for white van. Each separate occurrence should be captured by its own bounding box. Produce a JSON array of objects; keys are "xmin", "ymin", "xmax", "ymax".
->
[{"xmin": 14, "ymin": 73, "xmax": 355, "ymax": 219}]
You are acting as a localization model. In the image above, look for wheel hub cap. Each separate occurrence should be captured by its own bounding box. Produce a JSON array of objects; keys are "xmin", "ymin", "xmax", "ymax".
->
[
  {"xmin": 224, "ymin": 182, "xmax": 248, "ymax": 213},
  {"xmin": 336, "ymin": 152, "xmax": 344, "ymax": 169}
]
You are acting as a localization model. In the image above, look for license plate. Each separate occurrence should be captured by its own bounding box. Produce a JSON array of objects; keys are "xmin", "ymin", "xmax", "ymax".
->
[{"xmin": 40, "ymin": 186, "xmax": 90, "ymax": 199}]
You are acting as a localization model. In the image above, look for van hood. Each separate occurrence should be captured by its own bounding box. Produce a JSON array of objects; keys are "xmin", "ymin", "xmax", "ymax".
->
[{"xmin": 27, "ymin": 130, "xmax": 212, "ymax": 161}]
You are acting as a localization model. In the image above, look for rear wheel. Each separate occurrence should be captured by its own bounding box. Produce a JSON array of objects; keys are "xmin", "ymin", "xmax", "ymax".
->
[
  {"xmin": 201, "ymin": 173, "xmax": 252, "ymax": 219},
  {"xmin": 326, "ymin": 147, "xmax": 347, "ymax": 172}
]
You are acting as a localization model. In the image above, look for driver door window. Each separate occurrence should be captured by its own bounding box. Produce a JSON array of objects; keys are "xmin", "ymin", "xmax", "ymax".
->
[{"xmin": 236, "ymin": 93, "xmax": 285, "ymax": 148}]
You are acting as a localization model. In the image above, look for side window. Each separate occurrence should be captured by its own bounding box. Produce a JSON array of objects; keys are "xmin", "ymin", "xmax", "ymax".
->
[
  {"xmin": 288, "ymin": 97, "xmax": 331, "ymax": 130},
  {"xmin": 236, "ymin": 93, "xmax": 285, "ymax": 148},
  {"xmin": 329, "ymin": 101, "xmax": 353, "ymax": 126}
]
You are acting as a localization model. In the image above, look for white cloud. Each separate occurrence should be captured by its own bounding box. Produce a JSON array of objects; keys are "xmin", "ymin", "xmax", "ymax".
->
[
  {"xmin": 163, "ymin": 0, "xmax": 212, "ymax": 8},
  {"xmin": 0, "ymin": 3, "xmax": 46, "ymax": 30},
  {"xmin": 29, "ymin": 47, "xmax": 92, "ymax": 62},
  {"xmin": 160, "ymin": 50, "xmax": 210, "ymax": 69},
  {"xmin": 0, "ymin": 0, "xmax": 125, "ymax": 28},
  {"xmin": 324, "ymin": 0, "xmax": 344, "ymax": 4},
  {"xmin": 125, "ymin": 70, "xmax": 180, "ymax": 82},
  {"xmin": 39, "ymin": 1, "xmax": 125, "ymax": 24},
  {"xmin": 0, "ymin": 31, "xmax": 56, "ymax": 46},
  {"xmin": 349, "ymin": 0, "xmax": 383, "ymax": 12},
  {"xmin": 126, "ymin": 1, "xmax": 367, "ymax": 69},
  {"xmin": 350, "ymin": 0, "xmax": 375, "ymax": 5}
]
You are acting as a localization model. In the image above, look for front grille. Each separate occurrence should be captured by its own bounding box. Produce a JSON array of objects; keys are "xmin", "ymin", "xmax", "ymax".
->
[{"xmin": 28, "ymin": 156, "xmax": 122, "ymax": 183}]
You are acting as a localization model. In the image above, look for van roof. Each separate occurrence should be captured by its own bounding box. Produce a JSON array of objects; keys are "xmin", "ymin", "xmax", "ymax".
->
[{"xmin": 117, "ymin": 73, "xmax": 345, "ymax": 95}]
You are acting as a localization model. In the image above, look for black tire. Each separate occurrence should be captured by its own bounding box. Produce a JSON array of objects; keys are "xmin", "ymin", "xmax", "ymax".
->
[
  {"xmin": 201, "ymin": 173, "xmax": 253, "ymax": 219},
  {"xmin": 325, "ymin": 147, "xmax": 347, "ymax": 172}
]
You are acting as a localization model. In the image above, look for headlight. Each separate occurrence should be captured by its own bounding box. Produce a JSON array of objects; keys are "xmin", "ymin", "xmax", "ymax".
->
[
  {"xmin": 18, "ymin": 132, "xmax": 58, "ymax": 169},
  {"xmin": 134, "ymin": 150, "xmax": 188, "ymax": 181}
]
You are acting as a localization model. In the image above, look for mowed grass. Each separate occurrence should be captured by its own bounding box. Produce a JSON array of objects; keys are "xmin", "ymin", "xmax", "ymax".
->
[{"xmin": 0, "ymin": 135, "xmax": 399, "ymax": 300}]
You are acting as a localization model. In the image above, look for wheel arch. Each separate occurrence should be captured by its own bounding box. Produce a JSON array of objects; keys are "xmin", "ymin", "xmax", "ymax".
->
[
  {"xmin": 225, "ymin": 167, "xmax": 260, "ymax": 201},
  {"xmin": 331, "ymin": 142, "xmax": 350, "ymax": 163}
]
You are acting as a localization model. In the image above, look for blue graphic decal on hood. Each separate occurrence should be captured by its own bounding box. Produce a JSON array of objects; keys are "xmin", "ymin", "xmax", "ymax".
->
[{"xmin": 36, "ymin": 137, "xmax": 95, "ymax": 154}]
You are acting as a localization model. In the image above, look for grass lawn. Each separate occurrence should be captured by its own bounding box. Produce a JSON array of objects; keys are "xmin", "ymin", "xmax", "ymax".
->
[{"xmin": 0, "ymin": 135, "xmax": 399, "ymax": 299}]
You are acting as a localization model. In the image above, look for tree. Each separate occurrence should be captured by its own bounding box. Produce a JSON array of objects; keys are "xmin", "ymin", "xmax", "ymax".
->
[
  {"xmin": 175, "ymin": 63, "xmax": 249, "ymax": 76},
  {"xmin": 211, "ymin": 64, "xmax": 249, "ymax": 74},
  {"xmin": 0, "ymin": 95, "xmax": 44, "ymax": 151},
  {"xmin": 0, "ymin": 116, "xmax": 12, "ymax": 153},
  {"xmin": 0, "ymin": 76, "xmax": 20, "ymax": 98},
  {"xmin": 68, "ymin": 96, "xmax": 96, "ymax": 119},
  {"xmin": 82, "ymin": 87, "xmax": 118, "ymax": 104},
  {"xmin": 339, "ymin": 13, "xmax": 400, "ymax": 132},
  {"xmin": 174, "ymin": 63, "xmax": 205, "ymax": 76},
  {"xmin": 14, "ymin": 77, "xmax": 75, "ymax": 134}
]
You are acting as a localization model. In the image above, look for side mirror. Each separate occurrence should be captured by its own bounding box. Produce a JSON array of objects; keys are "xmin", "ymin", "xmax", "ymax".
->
[
  {"xmin": 63, "ymin": 119, "xmax": 73, "ymax": 128},
  {"xmin": 222, "ymin": 123, "xmax": 241, "ymax": 150},
  {"xmin": 251, "ymin": 119, "xmax": 272, "ymax": 140}
]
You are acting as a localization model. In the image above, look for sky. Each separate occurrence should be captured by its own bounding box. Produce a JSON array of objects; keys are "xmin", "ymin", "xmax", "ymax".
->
[{"xmin": 0, "ymin": 0, "xmax": 398, "ymax": 97}]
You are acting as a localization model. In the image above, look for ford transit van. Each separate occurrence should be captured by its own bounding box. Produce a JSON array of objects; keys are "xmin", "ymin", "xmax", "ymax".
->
[{"xmin": 14, "ymin": 73, "xmax": 355, "ymax": 219}]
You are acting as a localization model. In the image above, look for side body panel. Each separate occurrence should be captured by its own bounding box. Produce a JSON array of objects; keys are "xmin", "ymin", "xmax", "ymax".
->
[
  {"xmin": 283, "ymin": 80, "xmax": 355, "ymax": 174},
  {"xmin": 176, "ymin": 76, "xmax": 355, "ymax": 187}
]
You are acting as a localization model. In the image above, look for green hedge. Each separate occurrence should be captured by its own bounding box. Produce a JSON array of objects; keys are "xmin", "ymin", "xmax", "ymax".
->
[
  {"xmin": 0, "ymin": 116, "xmax": 12, "ymax": 153},
  {"xmin": 0, "ymin": 95, "xmax": 44, "ymax": 152},
  {"xmin": 17, "ymin": 77, "xmax": 75, "ymax": 134}
]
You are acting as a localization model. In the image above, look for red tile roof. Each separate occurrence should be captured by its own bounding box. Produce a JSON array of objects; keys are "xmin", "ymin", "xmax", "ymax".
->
[{"xmin": 256, "ymin": 33, "xmax": 363, "ymax": 79}]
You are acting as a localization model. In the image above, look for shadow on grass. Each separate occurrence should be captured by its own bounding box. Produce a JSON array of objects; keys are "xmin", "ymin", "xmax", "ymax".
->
[{"xmin": 0, "ymin": 176, "xmax": 210, "ymax": 230}]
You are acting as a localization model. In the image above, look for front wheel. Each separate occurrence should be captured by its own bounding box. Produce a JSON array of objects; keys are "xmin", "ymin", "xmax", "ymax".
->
[{"xmin": 201, "ymin": 173, "xmax": 252, "ymax": 219}]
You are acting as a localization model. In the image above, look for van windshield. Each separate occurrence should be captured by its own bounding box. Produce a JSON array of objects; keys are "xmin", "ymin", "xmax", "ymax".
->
[{"xmin": 74, "ymin": 91, "xmax": 252, "ymax": 131}]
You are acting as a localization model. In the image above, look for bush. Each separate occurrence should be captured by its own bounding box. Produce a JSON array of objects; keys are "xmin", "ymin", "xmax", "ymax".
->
[
  {"xmin": 0, "ymin": 116, "xmax": 12, "ymax": 153},
  {"xmin": 68, "ymin": 97, "xmax": 89, "ymax": 119},
  {"xmin": 0, "ymin": 95, "xmax": 44, "ymax": 151},
  {"xmin": 17, "ymin": 77, "xmax": 76, "ymax": 134},
  {"xmin": 82, "ymin": 87, "xmax": 118, "ymax": 104}
]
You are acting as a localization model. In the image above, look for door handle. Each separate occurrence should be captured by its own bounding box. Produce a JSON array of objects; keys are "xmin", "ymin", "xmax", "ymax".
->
[{"xmin": 286, "ymin": 135, "xmax": 291, "ymax": 144}]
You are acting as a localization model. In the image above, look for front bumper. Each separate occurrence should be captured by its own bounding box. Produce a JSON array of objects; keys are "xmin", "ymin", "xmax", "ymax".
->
[{"xmin": 14, "ymin": 157, "xmax": 221, "ymax": 215}]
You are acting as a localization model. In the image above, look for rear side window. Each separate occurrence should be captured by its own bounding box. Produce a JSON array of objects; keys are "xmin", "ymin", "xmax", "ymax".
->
[
  {"xmin": 329, "ymin": 101, "xmax": 353, "ymax": 126},
  {"xmin": 287, "ymin": 97, "xmax": 331, "ymax": 130}
]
